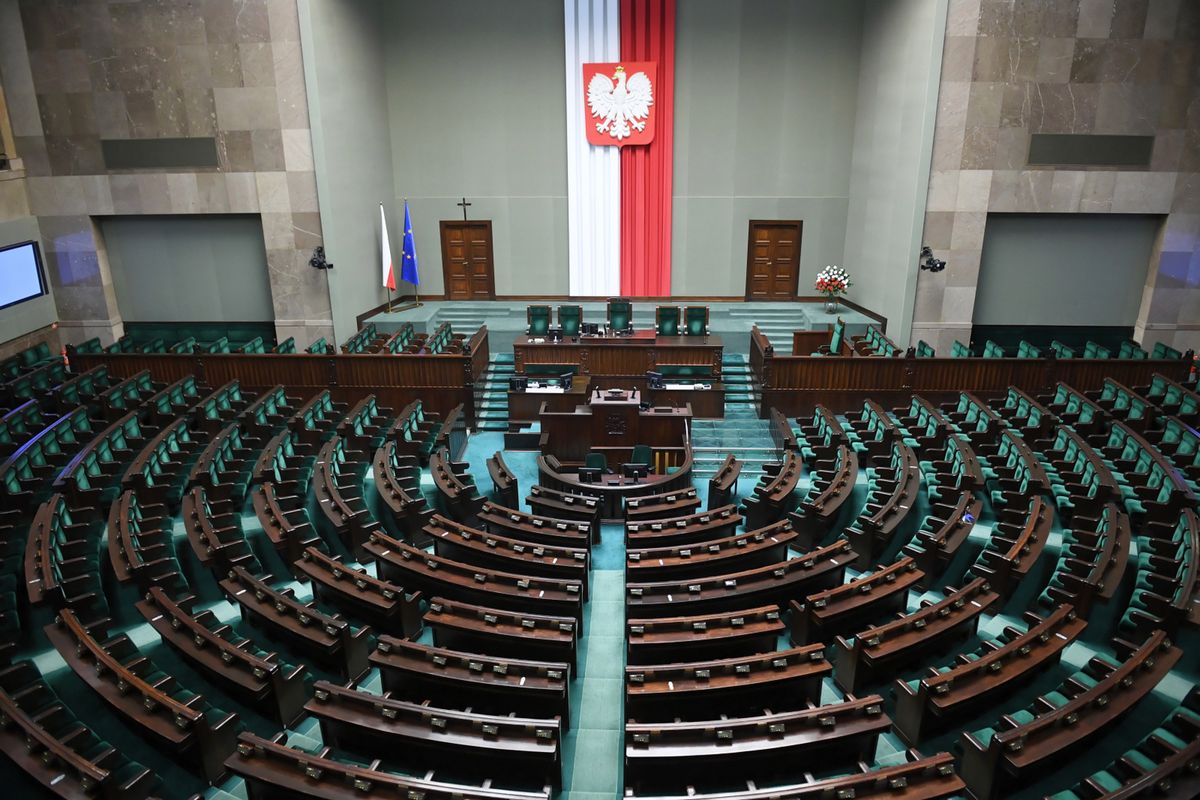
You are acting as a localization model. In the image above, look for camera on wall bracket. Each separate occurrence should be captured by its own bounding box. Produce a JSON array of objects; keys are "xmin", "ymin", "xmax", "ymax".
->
[
  {"xmin": 919, "ymin": 245, "xmax": 946, "ymax": 272},
  {"xmin": 309, "ymin": 246, "xmax": 334, "ymax": 271}
]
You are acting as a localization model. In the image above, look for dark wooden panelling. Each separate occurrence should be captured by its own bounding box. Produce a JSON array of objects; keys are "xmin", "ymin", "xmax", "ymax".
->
[
  {"xmin": 70, "ymin": 328, "xmax": 489, "ymax": 425},
  {"xmin": 750, "ymin": 331, "xmax": 1192, "ymax": 417}
]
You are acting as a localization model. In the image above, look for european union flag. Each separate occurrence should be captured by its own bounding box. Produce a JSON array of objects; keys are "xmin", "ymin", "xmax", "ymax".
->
[{"xmin": 400, "ymin": 200, "xmax": 419, "ymax": 285}]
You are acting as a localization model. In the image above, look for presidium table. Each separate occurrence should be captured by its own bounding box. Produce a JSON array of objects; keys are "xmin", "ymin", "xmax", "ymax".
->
[
  {"xmin": 510, "ymin": 330, "xmax": 726, "ymax": 419},
  {"xmin": 513, "ymin": 330, "xmax": 723, "ymax": 378}
]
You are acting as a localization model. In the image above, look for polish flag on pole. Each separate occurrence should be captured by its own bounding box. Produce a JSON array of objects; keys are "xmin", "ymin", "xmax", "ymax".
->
[{"xmin": 381, "ymin": 203, "xmax": 396, "ymax": 291}]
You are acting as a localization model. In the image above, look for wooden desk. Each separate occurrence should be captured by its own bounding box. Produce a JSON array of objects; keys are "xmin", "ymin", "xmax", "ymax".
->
[
  {"xmin": 514, "ymin": 332, "xmax": 722, "ymax": 378},
  {"xmin": 508, "ymin": 381, "xmax": 591, "ymax": 423},
  {"xmin": 539, "ymin": 394, "xmax": 692, "ymax": 463}
]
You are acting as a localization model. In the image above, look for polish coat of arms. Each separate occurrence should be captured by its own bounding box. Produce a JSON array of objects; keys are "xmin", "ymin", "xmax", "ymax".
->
[{"xmin": 583, "ymin": 62, "xmax": 656, "ymax": 147}]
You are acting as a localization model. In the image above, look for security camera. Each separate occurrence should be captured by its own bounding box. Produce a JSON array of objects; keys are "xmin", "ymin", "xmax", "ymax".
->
[
  {"xmin": 919, "ymin": 245, "xmax": 946, "ymax": 272},
  {"xmin": 309, "ymin": 246, "xmax": 334, "ymax": 271}
]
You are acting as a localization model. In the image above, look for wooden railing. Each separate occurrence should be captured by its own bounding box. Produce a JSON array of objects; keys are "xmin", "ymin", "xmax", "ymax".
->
[
  {"xmin": 750, "ymin": 327, "xmax": 1192, "ymax": 417},
  {"xmin": 69, "ymin": 326, "xmax": 489, "ymax": 425}
]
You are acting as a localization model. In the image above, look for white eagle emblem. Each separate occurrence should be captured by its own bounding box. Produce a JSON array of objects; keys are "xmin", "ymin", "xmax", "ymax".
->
[{"xmin": 587, "ymin": 65, "xmax": 653, "ymax": 142}]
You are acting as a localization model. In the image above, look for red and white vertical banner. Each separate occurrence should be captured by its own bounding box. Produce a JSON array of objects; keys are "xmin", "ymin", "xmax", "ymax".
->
[
  {"xmin": 619, "ymin": 0, "xmax": 675, "ymax": 296},
  {"xmin": 565, "ymin": 0, "xmax": 622, "ymax": 296},
  {"xmin": 568, "ymin": 0, "xmax": 675, "ymax": 297}
]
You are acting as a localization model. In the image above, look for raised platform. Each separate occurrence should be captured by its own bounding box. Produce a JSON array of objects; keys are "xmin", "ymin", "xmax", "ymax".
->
[{"xmin": 365, "ymin": 300, "xmax": 875, "ymax": 355}]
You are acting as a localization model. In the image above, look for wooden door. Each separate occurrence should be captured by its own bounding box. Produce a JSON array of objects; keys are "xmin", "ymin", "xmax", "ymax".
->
[
  {"xmin": 745, "ymin": 221, "xmax": 802, "ymax": 299},
  {"xmin": 439, "ymin": 221, "xmax": 496, "ymax": 300}
]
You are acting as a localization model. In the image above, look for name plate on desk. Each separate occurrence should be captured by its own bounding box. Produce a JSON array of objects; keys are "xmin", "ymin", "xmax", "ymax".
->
[
  {"xmin": 524, "ymin": 386, "xmax": 565, "ymax": 394},
  {"xmin": 663, "ymin": 383, "xmax": 713, "ymax": 391}
]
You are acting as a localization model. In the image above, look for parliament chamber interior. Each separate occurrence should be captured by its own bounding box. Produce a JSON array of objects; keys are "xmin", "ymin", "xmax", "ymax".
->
[{"xmin": 0, "ymin": 1, "xmax": 1198, "ymax": 799}]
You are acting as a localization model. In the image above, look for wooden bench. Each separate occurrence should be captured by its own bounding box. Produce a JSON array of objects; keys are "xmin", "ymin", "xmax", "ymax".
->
[
  {"xmin": 136, "ymin": 586, "xmax": 309, "ymax": 726},
  {"xmin": 424, "ymin": 597, "xmax": 578, "ymax": 674},
  {"xmin": 845, "ymin": 440, "xmax": 921, "ymax": 567},
  {"xmin": 425, "ymin": 514, "xmax": 590, "ymax": 596},
  {"xmin": 25, "ymin": 494, "xmax": 107, "ymax": 612},
  {"xmin": 365, "ymin": 532, "xmax": 585, "ymax": 626},
  {"xmin": 477, "ymin": 501, "xmax": 593, "ymax": 548},
  {"xmin": 220, "ymin": 566, "xmax": 371, "ymax": 681},
  {"xmin": 707, "ymin": 455, "xmax": 741, "ymax": 510},
  {"xmin": 893, "ymin": 604, "xmax": 1086, "ymax": 744},
  {"xmin": 625, "ymin": 504, "xmax": 743, "ymax": 548},
  {"xmin": 182, "ymin": 486, "xmax": 260, "ymax": 573},
  {"xmin": 626, "ymin": 487, "xmax": 702, "ymax": 521},
  {"xmin": 624, "ymin": 695, "xmax": 891, "ymax": 789},
  {"xmin": 626, "ymin": 520, "xmax": 795, "ymax": 581},
  {"xmin": 1039, "ymin": 502, "xmax": 1129, "ymax": 618},
  {"xmin": 313, "ymin": 435, "xmax": 374, "ymax": 557},
  {"xmin": 627, "ymin": 605, "xmax": 784, "ymax": 665},
  {"xmin": 790, "ymin": 443, "xmax": 858, "ymax": 548},
  {"xmin": 959, "ymin": 630, "xmax": 1182, "ymax": 800},
  {"xmin": 306, "ymin": 680, "xmax": 563, "ymax": 788},
  {"xmin": 0, "ymin": 659, "xmax": 159, "ymax": 799},
  {"xmin": 619, "ymin": 751, "xmax": 964, "ymax": 800},
  {"xmin": 627, "ymin": 539, "xmax": 853, "ymax": 618},
  {"xmin": 251, "ymin": 481, "xmax": 322, "ymax": 567},
  {"xmin": 106, "ymin": 489, "xmax": 186, "ymax": 595},
  {"xmin": 625, "ymin": 644, "xmax": 829, "ymax": 721},
  {"xmin": 903, "ymin": 490, "xmax": 982, "ymax": 589},
  {"xmin": 372, "ymin": 440, "xmax": 435, "ymax": 546},
  {"xmin": 295, "ymin": 546, "xmax": 423, "ymax": 637},
  {"xmin": 487, "ymin": 450, "xmax": 520, "ymax": 508},
  {"xmin": 741, "ymin": 451, "xmax": 802, "ymax": 529},
  {"xmin": 1048, "ymin": 691, "xmax": 1200, "ymax": 800},
  {"xmin": 970, "ymin": 496, "xmax": 1053, "ymax": 599},
  {"xmin": 430, "ymin": 447, "xmax": 487, "ymax": 524},
  {"xmin": 186, "ymin": 420, "xmax": 260, "ymax": 504},
  {"xmin": 371, "ymin": 635, "xmax": 571, "ymax": 729},
  {"xmin": 834, "ymin": 577, "xmax": 999, "ymax": 693},
  {"xmin": 789, "ymin": 557, "xmax": 922, "ymax": 645},
  {"xmin": 527, "ymin": 484, "xmax": 602, "ymax": 528},
  {"xmin": 44, "ymin": 608, "xmax": 240, "ymax": 784}
]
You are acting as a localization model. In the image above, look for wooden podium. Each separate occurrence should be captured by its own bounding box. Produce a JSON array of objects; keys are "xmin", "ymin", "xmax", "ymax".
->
[{"xmin": 539, "ymin": 387, "xmax": 691, "ymax": 463}]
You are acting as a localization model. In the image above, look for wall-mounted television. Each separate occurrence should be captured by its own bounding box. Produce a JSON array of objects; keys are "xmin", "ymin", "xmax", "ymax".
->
[{"xmin": 0, "ymin": 241, "xmax": 48, "ymax": 311}]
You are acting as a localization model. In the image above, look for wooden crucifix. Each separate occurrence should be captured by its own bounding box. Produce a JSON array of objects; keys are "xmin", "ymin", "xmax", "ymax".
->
[{"xmin": 457, "ymin": 197, "xmax": 472, "ymax": 220}]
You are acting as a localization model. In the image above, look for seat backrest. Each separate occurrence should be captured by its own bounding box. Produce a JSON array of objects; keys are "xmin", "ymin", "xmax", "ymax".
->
[
  {"xmin": 684, "ymin": 306, "xmax": 708, "ymax": 336},
  {"xmin": 527, "ymin": 305, "xmax": 551, "ymax": 335},
  {"xmin": 607, "ymin": 297, "xmax": 633, "ymax": 330},
  {"xmin": 558, "ymin": 305, "xmax": 582, "ymax": 336},
  {"xmin": 656, "ymin": 306, "xmax": 680, "ymax": 336}
]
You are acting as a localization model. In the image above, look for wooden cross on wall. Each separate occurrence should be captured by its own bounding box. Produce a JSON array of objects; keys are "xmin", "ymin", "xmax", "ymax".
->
[{"xmin": 457, "ymin": 197, "xmax": 472, "ymax": 220}]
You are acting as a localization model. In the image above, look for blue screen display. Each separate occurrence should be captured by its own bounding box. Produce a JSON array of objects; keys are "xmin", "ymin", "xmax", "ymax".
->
[{"xmin": 0, "ymin": 242, "xmax": 47, "ymax": 309}]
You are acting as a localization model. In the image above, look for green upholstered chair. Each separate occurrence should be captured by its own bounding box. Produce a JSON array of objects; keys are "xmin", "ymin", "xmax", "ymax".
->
[
  {"xmin": 607, "ymin": 298, "xmax": 633, "ymax": 332},
  {"xmin": 558, "ymin": 305, "xmax": 582, "ymax": 337},
  {"xmin": 631, "ymin": 444, "xmax": 652, "ymax": 468},
  {"xmin": 915, "ymin": 340, "xmax": 935, "ymax": 358},
  {"xmin": 585, "ymin": 451, "xmax": 608, "ymax": 472},
  {"xmin": 684, "ymin": 306, "xmax": 708, "ymax": 336},
  {"xmin": 656, "ymin": 306, "xmax": 681, "ymax": 336},
  {"xmin": 527, "ymin": 305, "xmax": 552, "ymax": 336},
  {"xmin": 306, "ymin": 337, "xmax": 327, "ymax": 355}
]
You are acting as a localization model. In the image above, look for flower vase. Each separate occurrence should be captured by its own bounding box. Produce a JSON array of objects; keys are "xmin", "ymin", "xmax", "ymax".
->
[{"xmin": 824, "ymin": 297, "xmax": 839, "ymax": 314}]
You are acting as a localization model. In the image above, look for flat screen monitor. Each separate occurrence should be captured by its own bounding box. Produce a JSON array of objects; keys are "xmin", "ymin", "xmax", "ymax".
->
[
  {"xmin": 509, "ymin": 376, "xmax": 528, "ymax": 392},
  {"xmin": 646, "ymin": 370, "xmax": 664, "ymax": 389},
  {"xmin": 622, "ymin": 463, "xmax": 649, "ymax": 481},
  {"xmin": 578, "ymin": 467, "xmax": 602, "ymax": 483},
  {"xmin": 0, "ymin": 241, "xmax": 48, "ymax": 310},
  {"xmin": 559, "ymin": 372, "xmax": 574, "ymax": 389}
]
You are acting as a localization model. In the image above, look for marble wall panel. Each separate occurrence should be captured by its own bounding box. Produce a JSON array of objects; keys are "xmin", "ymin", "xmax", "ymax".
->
[
  {"xmin": 1, "ymin": 0, "xmax": 331, "ymax": 349},
  {"xmin": 912, "ymin": 0, "xmax": 1199, "ymax": 351}
]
